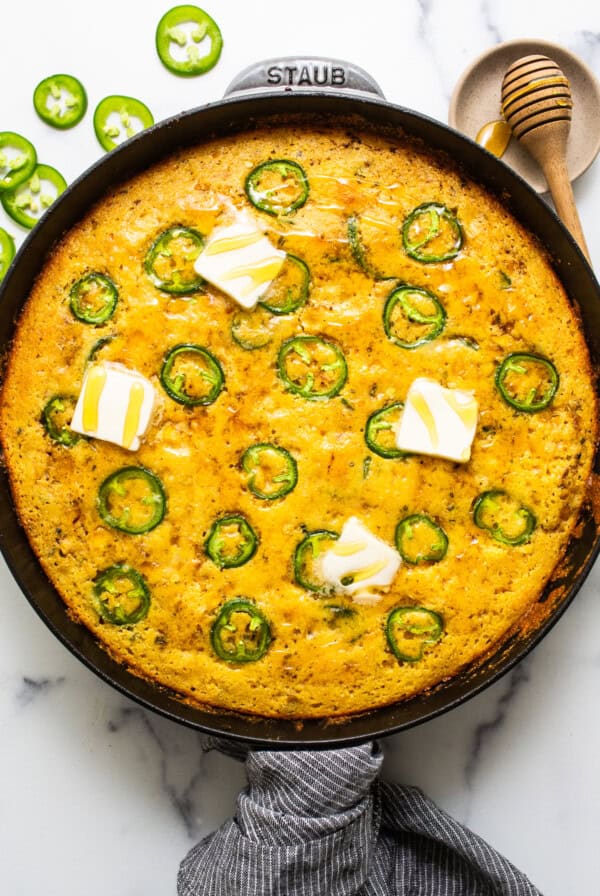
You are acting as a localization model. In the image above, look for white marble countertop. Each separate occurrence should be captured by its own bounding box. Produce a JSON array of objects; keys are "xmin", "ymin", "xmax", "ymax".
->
[{"xmin": 1, "ymin": 1, "xmax": 599, "ymax": 893}]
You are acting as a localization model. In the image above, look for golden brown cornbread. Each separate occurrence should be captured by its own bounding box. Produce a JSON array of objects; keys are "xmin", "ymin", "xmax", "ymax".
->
[{"xmin": 0, "ymin": 121, "xmax": 596, "ymax": 719}]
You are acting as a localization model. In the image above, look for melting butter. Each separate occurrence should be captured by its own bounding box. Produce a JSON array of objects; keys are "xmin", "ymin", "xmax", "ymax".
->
[
  {"xmin": 204, "ymin": 229, "xmax": 264, "ymax": 256},
  {"xmin": 222, "ymin": 257, "xmax": 287, "ymax": 296},
  {"xmin": 331, "ymin": 540, "xmax": 368, "ymax": 556},
  {"xmin": 122, "ymin": 382, "xmax": 145, "ymax": 450},
  {"xmin": 82, "ymin": 365, "xmax": 107, "ymax": 432},
  {"xmin": 410, "ymin": 390, "xmax": 439, "ymax": 448},
  {"xmin": 347, "ymin": 560, "xmax": 388, "ymax": 583}
]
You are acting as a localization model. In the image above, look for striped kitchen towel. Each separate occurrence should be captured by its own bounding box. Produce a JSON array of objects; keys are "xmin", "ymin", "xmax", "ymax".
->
[{"xmin": 178, "ymin": 740, "xmax": 541, "ymax": 895}]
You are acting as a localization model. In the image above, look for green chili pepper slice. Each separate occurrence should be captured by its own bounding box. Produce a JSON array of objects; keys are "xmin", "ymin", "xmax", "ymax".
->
[
  {"xmin": 245, "ymin": 160, "xmax": 309, "ymax": 216},
  {"xmin": 33, "ymin": 74, "xmax": 88, "ymax": 129},
  {"xmin": 348, "ymin": 214, "xmax": 383, "ymax": 279},
  {"xmin": 160, "ymin": 343, "xmax": 224, "ymax": 406},
  {"xmin": 210, "ymin": 598, "xmax": 271, "ymax": 663},
  {"xmin": 69, "ymin": 273, "xmax": 118, "ymax": 325},
  {"xmin": 93, "ymin": 564, "xmax": 151, "ymax": 625},
  {"xmin": 0, "ymin": 132, "xmax": 37, "ymax": 193},
  {"xmin": 402, "ymin": 202, "xmax": 463, "ymax": 263},
  {"xmin": 278, "ymin": 335, "xmax": 347, "ymax": 400},
  {"xmin": 97, "ymin": 466, "xmax": 167, "ymax": 534},
  {"xmin": 155, "ymin": 4, "xmax": 223, "ymax": 77},
  {"xmin": 0, "ymin": 227, "xmax": 15, "ymax": 282},
  {"xmin": 293, "ymin": 529, "xmax": 339, "ymax": 592},
  {"xmin": 365, "ymin": 402, "xmax": 407, "ymax": 458},
  {"xmin": 324, "ymin": 603, "xmax": 358, "ymax": 620},
  {"xmin": 259, "ymin": 254, "xmax": 310, "ymax": 314},
  {"xmin": 144, "ymin": 226, "xmax": 205, "ymax": 294},
  {"xmin": 231, "ymin": 305, "xmax": 276, "ymax": 350},
  {"xmin": 1, "ymin": 164, "xmax": 67, "ymax": 230},
  {"xmin": 383, "ymin": 284, "xmax": 446, "ymax": 349},
  {"xmin": 93, "ymin": 95, "xmax": 154, "ymax": 151},
  {"xmin": 86, "ymin": 334, "xmax": 116, "ymax": 365},
  {"xmin": 241, "ymin": 443, "xmax": 298, "ymax": 500},
  {"xmin": 41, "ymin": 395, "xmax": 81, "ymax": 447},
  {"xmin": 347, "ymin": 214, "xmax": 400, "ymax": 280},
  {"xmin": 451, "ymin": 335, "xmax": 480, "ymax": 350},
  {"xmin": 386, "ymin": 606, "xmax": 444, "ymax": 663},
  {"xmin": 395, "ymin": 514, "xmax": 448, "ymax": 564},
  {"xmin": 205, "ymin": 514, "xmax": 258, "ymax": 569},
  {"xmin": 472, "ymin": 490, "xmax": 537, "ymax": 546},
  {"xmin": 495, "ymin": 352, "xmax": 559, "ymax": 412}
]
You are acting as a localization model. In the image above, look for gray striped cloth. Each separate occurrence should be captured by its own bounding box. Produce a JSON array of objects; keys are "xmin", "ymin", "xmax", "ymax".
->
[{"xmin": 178, "ymin": 740, "xmax": 541, "ymax": 895}]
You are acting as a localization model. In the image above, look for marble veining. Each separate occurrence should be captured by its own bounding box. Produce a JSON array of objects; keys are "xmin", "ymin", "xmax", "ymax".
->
[
  {"xmin": 1, "ymin": 2, "xmax": 599, "ymax": 894},
  {"xmin": 106, "ymin": 703, "xmax": 209, "ymax": 838},
  {"xmin": 16, "ymin": 674, "xmax": 66, "ymax": 708},
  {"xmin": 572, "ymin": 29, "xmax": 600, "ymax": 68},
  {"xmin": 103, "ymin": 700, "xmax": 248, "ymax": 843},
  {"xmin": 480, "ymin": 1, "xmax": 503, "ymax": 46},
  {"xmin": 464, "ymin": 661, "xmax": 531, "ymax": 789}
]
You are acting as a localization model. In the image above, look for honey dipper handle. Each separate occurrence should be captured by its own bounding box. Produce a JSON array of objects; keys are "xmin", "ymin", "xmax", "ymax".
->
[
  {"xmin": 543, "ymin": 151, "xmax": 591, "ymax": 263},
  {"xmin": 501, "ymin": 53, "xmax": 591, "ymax": 264}
]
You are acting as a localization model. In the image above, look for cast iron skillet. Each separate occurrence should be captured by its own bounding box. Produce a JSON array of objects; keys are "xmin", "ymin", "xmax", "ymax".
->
[{"xmin": 1, "ymin": 58, "xmax": 599, "ymax": 747}]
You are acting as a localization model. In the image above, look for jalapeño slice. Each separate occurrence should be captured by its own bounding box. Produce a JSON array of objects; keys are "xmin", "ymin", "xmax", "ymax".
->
[
  {"xmin": 386, "ymin": 606, "xmax": 444, "ymax": 663},
  {"xmin": 383, "ymin": 284, "xmax": 446, "ymax": 349},
  {"xmin": 0, "ymin": 132, "xmax": 37, "ymax": 192},
  {"xmin": 245, "ymin": 160, "xmax": 309, "ymax": 216},
  {"xmin": 1, "ymin": 164, "xmax": 66, "ymax": 229},
  {"xmin": 347, "ymin": 213, "xmax": 402, "ymax": 280},
  {"xmin": 472, "ymin": 490, "xmax": 537, "ymax": 546},
  {"xmin": 210, "ymin": 598, "xmax": 271, "ymax": 663},
  {"xmin": 160, "ymin": 343, "xmax": 224, "ymax": 406},
  {"xmin": 205, "ymin": 514, "xmax": 258, "ymax": 568},
  {"xmin": 0, "ymin": 227, "xmax": 15, "ymax": 282},
  {"xmin": 277, "ymin": 335, "xmax": 347, "ymax": 399},
  {"xmin": 402, "ymin": 202, "xmax": 463, "ymax": 263},
  {"xmin": 348, "ymin": 214, "xmax": 384, "ymax": 279},
  {"xmin": 97, "ymin": 466, "xmax": 166, "ymax": 534},
  {"xmin": 324, "ymin": 603, "xmax": 358, "ymax": 620},
  {"xmin": 69, "ymin": 273, "xmax": 118, "ymax": 325},
  {"xmin": 33, "ymin": 74, "xmax": 88, "ymax": 129},
  {"xmin": 86, "ymin": 334, "xmax": 116, "ymax": 365},
  {"xmin": 364, "ymin": 402, "xmax": 406, "ymax": 458},
  {"xmin": 93, "ymin": 564, "xmax": 151, "ymax": 625},
  {"xmin": 144, "ymin": 226, "xmax": 205, "ymax": 294},
  {"xmin": 231, "ymin": 305, "xmax": 276, "ymax": 350},
  {"xmin": 259, "ymin": 254, "xmax": 310, "ymax": 314},
  {"xmin": 293, "ymin": 529, "xmax": 339, "ymax": 592},
  {"xmin": 451, "ymin": 334, "xmax": 480, "ymax": 351},
  {"xmin": 41, "ymin": 395, "xmax": 80, "ymax": 447},
  {"xmin": 241, "ymin": 443, "xmax": 298, "ymax": 500},
  {"xmin": 94, "ymin": 95, "xmax": 154, "ymax": 151},
  {"xmin": 395, "ymin": 514, "xmax": 448, "ymax": 564},
  {"xmin": 155, "ymin": 4, "xmax": 223, "ymax": 77},
  {"xmin": 495, "ymin": 352, "xmax": 559, "ymax": 412}
]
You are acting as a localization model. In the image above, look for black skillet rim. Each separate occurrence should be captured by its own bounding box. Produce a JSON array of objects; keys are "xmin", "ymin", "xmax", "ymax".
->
[{"xmin": 0, "ymin": 89, "xmax": 599, "ymax": 748}]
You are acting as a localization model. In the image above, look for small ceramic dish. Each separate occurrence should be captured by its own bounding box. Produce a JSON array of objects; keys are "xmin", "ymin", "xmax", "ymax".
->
[{"xmin": 449, "ymin": 38, "xmax": 600, "ymax": 193}]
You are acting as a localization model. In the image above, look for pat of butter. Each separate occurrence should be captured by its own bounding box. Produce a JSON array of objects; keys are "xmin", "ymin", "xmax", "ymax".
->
[
  {"xmin": 395, "ymin": 377, "xmax": 478, "ymax": 463},
  {"xmin": 70, "ymin": 361, "xmax": 156, "ymax": 451},
  {"xmin": 321, "ymin": 517, "xmax": 401, "ymax": 595},
  {"xmin": 194, "ymin": 210, "xmax": 286, "ymax": 309}
]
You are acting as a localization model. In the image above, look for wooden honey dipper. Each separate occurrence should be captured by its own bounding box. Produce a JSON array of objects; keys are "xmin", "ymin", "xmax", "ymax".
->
[{"xmin": 501, "ymin": 54, "xmax": 591, "ymax": 262}]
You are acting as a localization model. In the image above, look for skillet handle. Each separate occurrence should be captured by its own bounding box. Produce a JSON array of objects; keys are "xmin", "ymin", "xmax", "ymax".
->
[{"xmin": 224, "ymin": 57, "xmax": 384, "ymax": 98}]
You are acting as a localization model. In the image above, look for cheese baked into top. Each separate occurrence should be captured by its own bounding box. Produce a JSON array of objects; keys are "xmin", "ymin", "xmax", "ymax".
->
[{"xmin": 0, "ymin": 120, "xmax": 596, "ymax": 719}]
